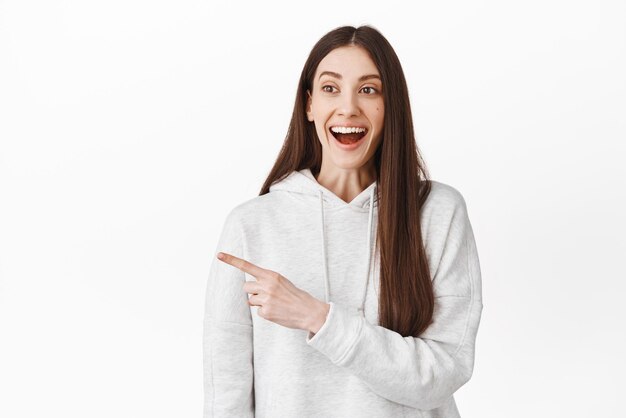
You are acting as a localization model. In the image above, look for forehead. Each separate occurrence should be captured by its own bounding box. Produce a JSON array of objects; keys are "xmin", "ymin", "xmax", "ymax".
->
[{"xmin": 315, "ymin": 46, "xmax": 379, "ymax": 79}]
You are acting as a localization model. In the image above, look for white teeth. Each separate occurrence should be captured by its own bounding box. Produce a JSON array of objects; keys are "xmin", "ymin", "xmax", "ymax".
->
[{"xmin": 330, "ymin": 126, "xmax": 366, "ymax": 134}]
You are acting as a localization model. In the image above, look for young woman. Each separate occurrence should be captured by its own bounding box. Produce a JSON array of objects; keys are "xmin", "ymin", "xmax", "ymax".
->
[{"xmin": 204, "ymin": 25, "xmax": 483, "ymax": 418}]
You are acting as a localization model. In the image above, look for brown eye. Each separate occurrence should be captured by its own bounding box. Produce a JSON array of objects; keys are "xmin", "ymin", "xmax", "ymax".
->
[
  {"xmin": 322, "ymin": 85, "xmax": 336, "ymax": 93},
  {"xmin": 361, "ymin": 87, "xmax": 378, "ymax": 94}
]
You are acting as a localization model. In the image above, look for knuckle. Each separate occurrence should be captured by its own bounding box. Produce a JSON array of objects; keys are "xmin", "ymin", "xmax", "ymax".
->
[{"xmin": 266, "ymin": 283, "xmax": 278, "ymax": 296}]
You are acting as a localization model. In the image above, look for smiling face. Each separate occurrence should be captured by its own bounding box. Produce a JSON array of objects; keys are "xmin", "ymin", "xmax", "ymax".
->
[{"xmin": 306, "ymin": 45, "xmax": 384, "ymax": 173}]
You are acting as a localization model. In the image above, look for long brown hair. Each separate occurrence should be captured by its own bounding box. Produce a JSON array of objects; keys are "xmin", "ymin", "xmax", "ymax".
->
[{"xmin": 259, "ymin": 25, "xmax": 434, "ymax": 337}]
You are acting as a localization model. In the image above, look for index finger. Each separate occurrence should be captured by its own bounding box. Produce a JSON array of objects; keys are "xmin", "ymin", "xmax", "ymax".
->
[{"xmin": 217, "ymin": 252, "xmax": 269, "ymax": 280}]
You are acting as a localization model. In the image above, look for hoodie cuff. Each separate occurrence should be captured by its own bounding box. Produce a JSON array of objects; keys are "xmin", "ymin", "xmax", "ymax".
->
[{"xmin": 305, "ymin": 302, "xmax": 364, "ymax": 364}]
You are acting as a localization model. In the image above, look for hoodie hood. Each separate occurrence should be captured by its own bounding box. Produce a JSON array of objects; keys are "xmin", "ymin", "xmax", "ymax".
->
[{"xmin": 269, "ymin": 168, "xmax": 378, "ymax": 314}]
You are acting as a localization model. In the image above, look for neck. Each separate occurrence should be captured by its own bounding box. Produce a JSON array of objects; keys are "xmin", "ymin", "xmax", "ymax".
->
[{"xmin": 314, "ymin": 161, "xmax": 376, "ymax": 204}]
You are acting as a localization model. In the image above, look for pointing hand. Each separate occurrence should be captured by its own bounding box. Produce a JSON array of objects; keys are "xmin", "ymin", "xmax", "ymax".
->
[{"xmin": 217, "ymin": 252, "xmax": 330, "ymax": 333}]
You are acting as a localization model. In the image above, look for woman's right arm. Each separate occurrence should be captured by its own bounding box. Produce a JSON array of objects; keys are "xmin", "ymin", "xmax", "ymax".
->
[{"xmin": 203, "ymin": 210, "xmax": 254, "ymax": 417}]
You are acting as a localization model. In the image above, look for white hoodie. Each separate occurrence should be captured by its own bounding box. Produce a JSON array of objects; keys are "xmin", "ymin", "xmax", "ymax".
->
[{"xmin": 203, "ymin": 168, "xmax": 483, "ymax": 418}]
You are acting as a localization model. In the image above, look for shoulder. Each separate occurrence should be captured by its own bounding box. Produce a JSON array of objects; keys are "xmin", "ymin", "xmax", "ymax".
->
[
  {"xmin": 419, "ymin": 179, "xmax": 473, "ymax": 247},
  {"xmin": 419, "ymin": 180, "xmax": 481, "ymax": 298},
  {"xmin": 221, "ymin": 192, "xmax": 283, "ymax": 228},
  {"xmin": 422, "ymin": 179, "xmax": 468, "ymax": 215}
]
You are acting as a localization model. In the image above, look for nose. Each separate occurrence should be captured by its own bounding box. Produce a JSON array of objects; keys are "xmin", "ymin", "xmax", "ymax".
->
[{"xmin": 337, "ymin": 90, "xmax": 360, "ymax": 117}]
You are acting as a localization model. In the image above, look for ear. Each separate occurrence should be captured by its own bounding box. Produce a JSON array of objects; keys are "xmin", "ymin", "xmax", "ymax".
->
[{"xmin": 306, "ymin": 90, "xmax": 313, "ymax": 122}]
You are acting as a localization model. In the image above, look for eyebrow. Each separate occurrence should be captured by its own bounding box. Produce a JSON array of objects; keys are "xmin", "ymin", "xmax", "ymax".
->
[{"xmin": 318, "ymin": 71, "xmax": 381, "ymax": 82}]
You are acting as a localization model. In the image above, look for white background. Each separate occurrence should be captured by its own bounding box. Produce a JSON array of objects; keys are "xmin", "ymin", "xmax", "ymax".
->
[{"xmin": 1, "ymin": 1, "xmax": 625, "ymax": 417}]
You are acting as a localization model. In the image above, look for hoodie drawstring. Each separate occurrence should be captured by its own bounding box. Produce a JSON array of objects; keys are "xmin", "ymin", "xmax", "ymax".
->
[{"xmin": 318, "ymin": 185, "xmax": 376, "ymax": 316}]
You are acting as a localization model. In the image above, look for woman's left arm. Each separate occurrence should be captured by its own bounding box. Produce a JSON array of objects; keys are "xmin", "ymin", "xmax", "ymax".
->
[{"xmin": 306, "ymin": 194, "xmax": 483, "ymax": 411}]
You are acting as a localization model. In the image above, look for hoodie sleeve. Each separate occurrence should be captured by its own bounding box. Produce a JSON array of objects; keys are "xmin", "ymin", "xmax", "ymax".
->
[
  {"xmin": 203, "ymin": 209, "xmax": 254, "ymax": 417},
  {"xmin": 305, "ymin": 190, "xmax": 483, "ymax": 411}
]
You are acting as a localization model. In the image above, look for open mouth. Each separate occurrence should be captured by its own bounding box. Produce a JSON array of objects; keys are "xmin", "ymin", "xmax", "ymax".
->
[{"xmin": 328, "ymin": 127, "xmax": 368, "ymax": 145}]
